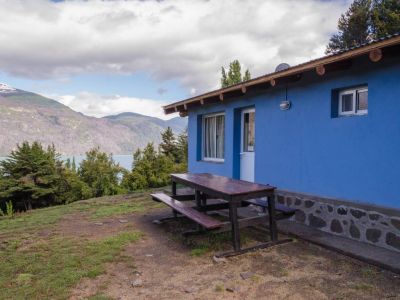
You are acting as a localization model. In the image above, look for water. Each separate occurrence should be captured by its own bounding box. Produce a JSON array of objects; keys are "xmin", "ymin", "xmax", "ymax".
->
[{"xmin": 0, "ymin": 154, "xmax": 134, "ymax": 170}]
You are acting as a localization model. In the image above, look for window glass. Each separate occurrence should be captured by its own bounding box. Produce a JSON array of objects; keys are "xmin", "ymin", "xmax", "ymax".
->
[
  {"xmin": 341, "ymin": 93, "xmax": 354, "ymax": 112},
  {"xmin": 357, "ymin": 90, "xmax": 368, "ymax": 112},
  {"xmin": 203, "ymin": 114, "xmax": 225, "ymax": 160},
  {"xmin": 243, "ymin": 112, "xmax": 255, "ymax": 152}
]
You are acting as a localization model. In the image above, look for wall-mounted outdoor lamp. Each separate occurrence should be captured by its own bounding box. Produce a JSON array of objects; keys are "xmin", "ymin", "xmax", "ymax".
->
[{"xmin": 280, "ymin": 100, "xmax": 291, "ymax": 110}]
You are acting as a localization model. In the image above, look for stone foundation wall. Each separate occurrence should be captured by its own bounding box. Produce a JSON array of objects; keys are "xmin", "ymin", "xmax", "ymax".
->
[{"xmin": 275, "ymin": 190, "xmax": 400, "ymax": 253}]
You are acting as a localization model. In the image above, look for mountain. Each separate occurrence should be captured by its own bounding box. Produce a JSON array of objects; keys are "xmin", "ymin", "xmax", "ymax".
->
[
  {"xmin": 103, "ymin": 112, "xmax": 186, "ymax": 134},
  {"xmin": 0, "ymin": 84, "xmax": 186, "ymax": 155}
]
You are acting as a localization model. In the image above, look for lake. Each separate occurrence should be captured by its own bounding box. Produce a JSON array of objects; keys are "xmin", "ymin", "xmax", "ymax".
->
[{"xmin": 0, "ymin": 154, "xmax": 134, "ymax": 171}]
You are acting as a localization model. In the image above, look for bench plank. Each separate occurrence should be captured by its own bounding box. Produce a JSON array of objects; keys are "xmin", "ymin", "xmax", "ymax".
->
[
  {"xmin": 151, "ymin": 193, "xmax": 223, "ymax": 229},
  {"xmin": 244, "ymin": 198, "xmax": 296, "ymax": 215}
]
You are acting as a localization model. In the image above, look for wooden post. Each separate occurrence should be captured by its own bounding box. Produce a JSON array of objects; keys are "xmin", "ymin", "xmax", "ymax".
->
[
  {"xmin": 369, "ymin": 48, "xmax": 383, "ymax": 62},
  {"xmin": 229, "ymin": 201, "xmax": 241, "ymax": 251},
  {"xmin": 195, "ymin": 190, "xmax": 204, "ymax": 231},
  {"xmin": 172, "ymin": 181, "xmax": 177, "ymax": 218},
  {"xmin": 267, "ymin": 195, "xmax": 278, "ymax": 241}
]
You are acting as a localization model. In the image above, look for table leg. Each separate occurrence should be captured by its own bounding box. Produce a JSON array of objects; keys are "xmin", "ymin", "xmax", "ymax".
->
[
  {"xmin": 201, "ymin": 192, "xmax": 207, "ymax": 214},
  {"xmin": 229, "ymin": 201, "xmax": 241, "ymax": 251},
  {"xmin": 195, "ymin": 190, "xmax": 204, "ymax": 231},
  {"xmin": 267, "ymin": 195, "xmax": 278, "ymax": 241},
  {"xmin": 172, "ymin": 181, "xmax": 177, "ymax": 218}
]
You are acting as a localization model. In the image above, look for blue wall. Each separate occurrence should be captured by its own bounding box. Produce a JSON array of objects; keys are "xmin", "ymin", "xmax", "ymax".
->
[{"xmin": 188, "ymin": 56, "xmax": 400, "ymax": 209}]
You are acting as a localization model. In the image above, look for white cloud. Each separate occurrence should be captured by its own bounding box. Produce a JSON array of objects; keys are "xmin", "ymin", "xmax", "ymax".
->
[
  {"xmin": 0, "ymin": 0, "xmax": 350, "ymax": 94},
  {"xmin": 49, "ymin": 92, "xmax": 170, "ymax": 119}
]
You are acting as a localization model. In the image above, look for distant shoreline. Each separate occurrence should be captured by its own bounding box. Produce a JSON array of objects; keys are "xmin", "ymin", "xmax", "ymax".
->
[{"xmin": 0, "ymin": 154, "xmax": 134, "ymax": 170}]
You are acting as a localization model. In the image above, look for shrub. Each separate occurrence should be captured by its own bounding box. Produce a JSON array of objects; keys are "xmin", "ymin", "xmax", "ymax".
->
[{"xmin": 78, "ymin": 147, "xmax": 125, "ymax": 197}]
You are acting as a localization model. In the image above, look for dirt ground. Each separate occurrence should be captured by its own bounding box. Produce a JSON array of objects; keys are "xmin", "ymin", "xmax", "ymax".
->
[{"xmin": 65, "ymin": 207, "xmax": 400, "ymax": 300}]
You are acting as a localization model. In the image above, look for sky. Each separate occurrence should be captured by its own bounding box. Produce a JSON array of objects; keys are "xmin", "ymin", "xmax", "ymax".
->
[{"xmin": 0, "ymin": 0, "xmax": 351, "ymax": 119}]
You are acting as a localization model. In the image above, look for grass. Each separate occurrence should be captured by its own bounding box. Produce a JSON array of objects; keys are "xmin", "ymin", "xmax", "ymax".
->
[
  {"xmin": 185, "ymin": 230, "xmax": 252, "ymax": 256},
  {"xmin": 214, "ymin": 282, "xmax": 225, "ymax": 292},
  {"xmin": 0, "ymin": 191, "xmax": 161, "ymax": 300},
  {"xmin": 0, "ymin": 230, "xmax": 141, "ymax": 300},
  {"xmin": 0, "ymin": 193, "xmax": 161, "ymax": 239},
  {"xmin": 87, "ymin": 294, "xmax": 113, "ymax": 300},
  {"xmin": 350, "ymin": 282, "xmax": 375, "ymax": 291},
  {"xmin": 190, "ymin": 246, "xmax": 209, "ymax": 257}
]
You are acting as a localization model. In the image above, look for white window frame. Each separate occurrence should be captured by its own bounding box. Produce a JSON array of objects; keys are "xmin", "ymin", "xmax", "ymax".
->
[
  {"xmin": 338, "ymin": 86, "xmax": 368, "ymax": 116},
  {"xmin": 356, "ymin": 87, "xmax": 368, "ymax": 115},
  {"xmin": 202, "ymin": 112, "xmax": 225, "ymax": 162},
  {"xmin": 241, "ymin": 108, "xmax": 255, "ymax": 153}
]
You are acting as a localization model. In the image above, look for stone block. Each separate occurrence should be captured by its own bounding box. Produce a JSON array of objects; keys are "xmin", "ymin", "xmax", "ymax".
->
[{"xmin": 366, "ymin": 228, "xmax": 381, "ymax": 243}]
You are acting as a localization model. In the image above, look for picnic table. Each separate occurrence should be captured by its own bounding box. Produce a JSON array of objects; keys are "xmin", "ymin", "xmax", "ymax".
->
[{"xmin": 152, "ymin": 173, "xmax": 293, "ymax": 257}]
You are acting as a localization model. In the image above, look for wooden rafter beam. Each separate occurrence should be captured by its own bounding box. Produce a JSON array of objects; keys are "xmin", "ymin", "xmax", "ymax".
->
[
  {"xmin": 369, "ymin": 48, "xmax": 383, "ymax": 62},
  {"xmin": 316, "ymin": 60, "xmax": 352, "ymax": 76}
]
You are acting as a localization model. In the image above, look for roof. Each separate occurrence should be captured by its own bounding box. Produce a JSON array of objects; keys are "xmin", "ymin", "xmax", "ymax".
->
[{"xmin": 164, "ymin": 33, "xmax": 400, "ymax": 116}]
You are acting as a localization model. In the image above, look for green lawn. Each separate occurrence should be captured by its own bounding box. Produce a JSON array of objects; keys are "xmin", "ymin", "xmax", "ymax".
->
[{"xmin": 0, "ymin": 192, "xmax": 162, "ymax": 300}]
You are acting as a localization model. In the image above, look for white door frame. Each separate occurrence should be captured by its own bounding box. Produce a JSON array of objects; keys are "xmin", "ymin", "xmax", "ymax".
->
[{"xmin": 240, "ymin": 107, "xmax": 255, "ymax": 182}]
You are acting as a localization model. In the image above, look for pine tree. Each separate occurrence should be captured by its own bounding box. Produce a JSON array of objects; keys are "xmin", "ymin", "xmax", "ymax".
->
[
  {"xmin": 326, "ymin": 0, "xmax": 372, "ymax": 54},
  {"xmin": 243, "ymin": 69, "xmax": 251, "ymax": 82},
  {"xmin": 371, "ymin": 0, "xmax": 400, "ymax": 38},
  {"xmin": 0, "ymin": 141, "xmax": 62, "ymax": 210},
  {"xmin": 78, "ymin": 147, "xmax": 124, "ymax": 197},
  {"xmin": 221, "ymin": 67, "xmax": 228, "ymax": 88},
  {"xmin": 176, "ymin": 128, "xmax": 188, "ymax": 165},
  {"xmin": 221, "ymin": 60, "xmax": 251, "ymax": 88},
  {"xmin": 326, "ymin": 0, "xmax": 400, "ymax": 53},
  {"xmin": 159, "ymin": 127, "xmax": 179, "ymax": 162}
]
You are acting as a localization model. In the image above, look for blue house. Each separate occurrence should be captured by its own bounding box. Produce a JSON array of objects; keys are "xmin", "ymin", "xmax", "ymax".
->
[{"xmin": 164, "ymin": 34, "xmax": 400, "ymax": 252}]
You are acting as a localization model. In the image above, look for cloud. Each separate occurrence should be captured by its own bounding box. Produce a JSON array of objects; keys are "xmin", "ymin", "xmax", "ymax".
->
[
  {"xmin": 49, "ymin": 91, "xmax": 170, "ymax": 119},
  {"xmin": 157, "ymin": 87, "xmax": 167, "ymax": 95},
  {"xmin": 0, "ymin": 0, "xmax": 350, "ymax": 94}
]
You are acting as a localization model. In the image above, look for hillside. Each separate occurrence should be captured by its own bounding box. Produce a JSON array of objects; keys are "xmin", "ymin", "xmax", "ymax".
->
[{"xmin": 0, "ymin": 85, "xmax": 186, "ymax": 155}]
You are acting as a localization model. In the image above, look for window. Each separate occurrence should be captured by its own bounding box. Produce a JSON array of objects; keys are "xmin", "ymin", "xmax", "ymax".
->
[
  {"xmin": 203, "ymin": 113, "xmax": 225, "ymax": 161},
  {"xmin": 338, "ymin": 87, "xmax": 368, "ymax": 116},
  {"xmin": 243, "ymin": 110, "xmax": 255, "ymax": 152}
]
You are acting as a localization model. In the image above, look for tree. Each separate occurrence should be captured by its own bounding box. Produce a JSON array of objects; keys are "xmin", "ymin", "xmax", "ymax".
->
[
  {"xmin": 58, "ymin": 158, "xmax": 92, "ymax": 204},
  {"xmin": 159, "ymin": 127, "xmax": 179, "ymax": 162},
  {"xmin": 371, "ymin": 0, "xmax": 400, "ymax": 38},
  {"xmin": 221, "ymin": 60, "xmax": 251, "ymax": 88},
  {"xmin": 326, "ymin": 0, "xmax": 400, "ymax": 53},
  {"xmin": 176, "ymin": 128, "xmax": 188, "ymax": 166},
  {"xmin": 0, "ymin": 142, "xmax": 94, "ymax": 211},
  {"xmin": 122, "ymin": 143, "xmax": 175, "ymax": 190},
  {"xmin": 326, "ymin": 0, "xmax": 372, "ymax": 54},
  {"xmin": 78, "ymin": 147, "xmax": 124, "ymax": 197},
  {"xmin": 0, "ymin": 142, "xmax": 63, "ymax": 210}
]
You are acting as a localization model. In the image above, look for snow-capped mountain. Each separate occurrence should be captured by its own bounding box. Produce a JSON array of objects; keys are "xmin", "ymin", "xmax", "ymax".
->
[{"xmin": 0, "ymin": 83, "xmax": 17, "ymax": 93}]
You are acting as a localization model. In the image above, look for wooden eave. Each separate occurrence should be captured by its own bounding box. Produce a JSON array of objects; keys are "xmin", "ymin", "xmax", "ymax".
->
[{"xmin": 164, "ymin": 34, "xmax": 400, "ymax": 115}]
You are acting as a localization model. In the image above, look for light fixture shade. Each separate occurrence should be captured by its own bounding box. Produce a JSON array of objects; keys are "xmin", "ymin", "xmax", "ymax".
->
[{"xmin": 280, "ymin": 100, "xmax": 291, "ymax": 110}]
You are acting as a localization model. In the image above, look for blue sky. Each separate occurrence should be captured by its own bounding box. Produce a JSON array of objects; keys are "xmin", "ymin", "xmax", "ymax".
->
[{"xmin": 0, "ymin": 0, "xmax": 350, "ymax": 119}]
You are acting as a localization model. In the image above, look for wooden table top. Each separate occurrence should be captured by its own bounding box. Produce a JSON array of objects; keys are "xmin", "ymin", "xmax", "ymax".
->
[{"xmin": 171, "ymin": 173, "xmax": 276, "ymax": 201}]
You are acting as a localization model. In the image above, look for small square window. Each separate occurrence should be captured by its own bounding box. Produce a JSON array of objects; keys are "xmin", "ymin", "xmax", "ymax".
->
[
  {"xmin": 338, "ymin": 87, "xmax": 368, "ymax": 116},
  {"xmin": 357, "ymin": 89, "xmax": 368, "ymax": 113},
  {"xmin": 341, "ymin": 93, "xmax": 354, "ymax": 113}
]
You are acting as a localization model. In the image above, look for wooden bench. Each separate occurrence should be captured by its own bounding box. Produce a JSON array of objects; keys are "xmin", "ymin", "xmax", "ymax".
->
[
  {"xmin": 151, "ymin": 193, "xmax": 223, "ymax": 230},
  {"xmin": 244, "ymin": 198, "xmax": 297, "ymax": 220}
]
